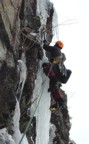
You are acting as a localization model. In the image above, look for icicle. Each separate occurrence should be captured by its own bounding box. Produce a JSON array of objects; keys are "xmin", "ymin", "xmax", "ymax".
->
[
  {"xmin": 36, "ymin": 0, "xmax": 49, "ymax": 25},
  {"xmin": 17, "ymin": 59, "xmax": 27, "ymax": 102},
  {"xmin": 48, "ymin": 124, "xmax": 56, "ymax": 144},
  {"xmin": 0, "ymin": 128, "xmax": 15, "ymax": 144},
  {"xmin": 30, "ymin": 60, "xmax": 51, "ymax": 144},
  {"xmin": 12, "ymin": 99, "xmax": 29, "ymax": 144}
]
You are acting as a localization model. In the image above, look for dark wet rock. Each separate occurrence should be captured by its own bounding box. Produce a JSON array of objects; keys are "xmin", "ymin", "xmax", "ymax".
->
[
  {"xmin": 49, "ymin": 90, "xmax": 71, "ymax": 144},
  {"xmin": 0, "ymin": 0, "xmax": 75, "ymax": 144}
]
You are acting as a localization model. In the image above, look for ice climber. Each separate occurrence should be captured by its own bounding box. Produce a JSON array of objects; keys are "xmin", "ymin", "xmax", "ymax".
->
[{"xmin": 42, "ymin": 40, "xmax": 72, "ymax": 110}]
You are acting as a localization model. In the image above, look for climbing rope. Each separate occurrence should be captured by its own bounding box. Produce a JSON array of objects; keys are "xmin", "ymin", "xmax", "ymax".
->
[
  {"xmin": 19, "ymin": 83, "xmax": 45, "ymax": 144},
  {"xmin": 19, "ymin": 63, "xmax": 54, "ymax": 144},
  {"xmin": 21, "ymin": 31, "xmax": 40, "ymax": 44},
  {"xmin": 21, "ymin": 97, "xmax": 38, "ymax": 118},
  {"xmin": 19, "ymin": 30, "xmax": 43, "ymax": 54},
  {"xmin": 42, "ymin": 19, "xmax": 78, "ymax": 34},
  {"xmin": 42, "ymin": 63, "xmax": 54, "ymax": 85}
]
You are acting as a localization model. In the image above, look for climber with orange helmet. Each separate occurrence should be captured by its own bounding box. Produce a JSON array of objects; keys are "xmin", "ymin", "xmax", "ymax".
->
[
  {"xmin": 56, "ymin": 41, "xmax": 64, "ymax": 48},
  {"xmin": 43, "ymin": 40, "xmax": 72, "ymax": 91},
  {"xmin": 42, "ymin": 40, "xmax": 72, "ymax": 110},
  {"xmin": 43, "ymin": 40, "xmax": 64, "ymax": 63}
]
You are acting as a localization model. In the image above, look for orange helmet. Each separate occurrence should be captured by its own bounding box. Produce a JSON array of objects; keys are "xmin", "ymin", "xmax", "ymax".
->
[{"xmin": 56, "ymin": 41, "xmax": 64, "ymax": 49}]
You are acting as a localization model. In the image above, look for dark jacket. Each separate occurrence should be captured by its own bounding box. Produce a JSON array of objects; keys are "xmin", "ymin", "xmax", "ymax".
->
[
  {"xmin": 43, "ymin": 44, "xmax": 61, "ymax": 59},
  {"xmin": 52, "ymin": 64, "xmax": 72, "ymax": 84}
]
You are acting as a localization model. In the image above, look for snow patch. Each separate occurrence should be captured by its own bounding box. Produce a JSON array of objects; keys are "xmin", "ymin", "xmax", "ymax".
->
[
  {"xmin": 0, "ymin": 128, "xmax": 15, "ymax": 144},
  {"xmin": 49, "ymin": 124, "xmax": 56, "ymax": 144}
]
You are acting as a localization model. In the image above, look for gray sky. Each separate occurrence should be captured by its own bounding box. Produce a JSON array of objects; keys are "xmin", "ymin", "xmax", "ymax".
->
[{"xmin": 51, "ymin": 0, "xmax": 89, "ymax": 144}]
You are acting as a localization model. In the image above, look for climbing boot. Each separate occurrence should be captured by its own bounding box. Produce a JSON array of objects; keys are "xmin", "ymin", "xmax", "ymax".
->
[{"xmin": 50, "ymin": 103, "xmax": 57, "ymax": 111}]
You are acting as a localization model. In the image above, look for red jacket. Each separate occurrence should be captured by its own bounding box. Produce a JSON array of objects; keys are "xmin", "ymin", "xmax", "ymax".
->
[
  {"xmin": 43, "ymin": 63, "xmax": 55, "ymax": 78},
  {"xmin": 52, "ymin": 89, "xmax": 63, "ymax": 100}
]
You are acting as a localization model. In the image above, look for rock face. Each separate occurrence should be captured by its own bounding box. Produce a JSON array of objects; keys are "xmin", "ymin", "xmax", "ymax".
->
[
  {"xmin": 49, "ymin": 90, "xmax": 71, "ymax": 144},
  {"xmin": 0, "ymin": 0, "xmax": 73, "ymax": 144},
  {"xmin": 0, "ymin": 0, "xmax": 20, "ymax": 130}
]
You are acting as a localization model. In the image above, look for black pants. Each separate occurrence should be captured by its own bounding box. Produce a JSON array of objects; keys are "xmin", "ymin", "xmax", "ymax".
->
[{"xmin": 48, "ymin": 77, "xmax": 57, "ymax": 91}]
